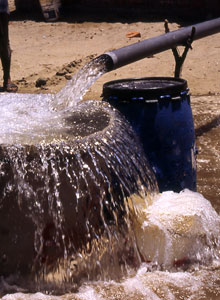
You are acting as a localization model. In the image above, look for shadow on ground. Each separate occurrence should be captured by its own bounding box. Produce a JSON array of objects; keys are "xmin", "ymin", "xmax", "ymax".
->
[{"xmin": 10, "ymin": 2, "xmax": 214, "ymax": 25}]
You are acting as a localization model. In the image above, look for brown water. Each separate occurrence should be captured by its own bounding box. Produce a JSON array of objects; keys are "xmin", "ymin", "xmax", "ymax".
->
[
  {"xmin": 0, "ymin": 96, "xmax": 219, "ymax": 300},
  {"xmin": 0, "ymin": 54, "xmax": 219, "ymax": 299},
  {"xmin": 193, "ymin": 96, "xmax": 220, "ymax": 213}
]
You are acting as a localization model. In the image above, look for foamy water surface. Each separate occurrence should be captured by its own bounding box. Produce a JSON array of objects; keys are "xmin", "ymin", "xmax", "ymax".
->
[{"xmin": 0, "ymin": 57, "xmax": 219, "ymax": 300}]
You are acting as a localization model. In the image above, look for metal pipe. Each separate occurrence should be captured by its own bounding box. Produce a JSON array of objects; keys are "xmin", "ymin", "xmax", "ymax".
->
[{"xmin": 105, "ymin": 17, "xmax": 220, "ymax": 70}]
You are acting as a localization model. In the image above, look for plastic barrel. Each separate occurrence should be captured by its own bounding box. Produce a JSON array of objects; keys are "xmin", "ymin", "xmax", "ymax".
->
[{"xmin": 102, "ymin": 77, "xmax": 197, "ymax": 192}]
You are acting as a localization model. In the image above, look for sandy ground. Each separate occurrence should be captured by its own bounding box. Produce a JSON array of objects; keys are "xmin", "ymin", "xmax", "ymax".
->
[{"xmin": 2, "ymin": 1, "xmax": 220, "ymax": 99}]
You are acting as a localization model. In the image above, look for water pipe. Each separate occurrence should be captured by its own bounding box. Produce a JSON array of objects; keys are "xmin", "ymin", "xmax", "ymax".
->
[{"xmin": 104, "ymin": 17, "xmax": 220, "ymax": 70}]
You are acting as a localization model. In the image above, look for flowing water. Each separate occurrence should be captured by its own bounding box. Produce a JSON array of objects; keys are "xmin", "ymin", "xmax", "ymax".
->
[
  {"xmin": 0, "ymin": 55, "xmax": 111, "ymax": 145},
  {"xmin": 0, "ymin": 55, "xmax": 220, "ymax": 299}
]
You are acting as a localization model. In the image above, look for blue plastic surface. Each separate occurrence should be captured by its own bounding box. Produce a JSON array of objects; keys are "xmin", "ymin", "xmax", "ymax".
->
[{"xmin": 103, "ymin": 77, "xmax": 197, "ymax": 192}]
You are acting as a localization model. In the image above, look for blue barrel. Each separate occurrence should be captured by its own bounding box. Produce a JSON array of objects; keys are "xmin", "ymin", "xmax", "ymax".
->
[{"xmin": 102, "ymin": 77, "xmax": 196, "ymax": 192}]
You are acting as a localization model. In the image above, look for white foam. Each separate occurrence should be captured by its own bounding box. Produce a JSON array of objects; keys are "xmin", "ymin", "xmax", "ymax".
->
[
  {"xmin": 0, "ymin": 93, "xmax": 67, "ymax": 145},
  {"xmin": 2, "ymin": 292, "xmax": 59, "ymax": 300},
  {"xmin": 77, "ymin": 286, "xmax": 104, "ymax": 300},
  {"xmin": 134, "ymin": 189, "xmax": 220, "ymax": 267}
]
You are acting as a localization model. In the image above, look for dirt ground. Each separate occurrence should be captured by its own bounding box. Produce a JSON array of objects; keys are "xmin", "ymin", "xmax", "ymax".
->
[{"xmin": 2, "ymin": 1, "xmax": 220, "ymax": 100}]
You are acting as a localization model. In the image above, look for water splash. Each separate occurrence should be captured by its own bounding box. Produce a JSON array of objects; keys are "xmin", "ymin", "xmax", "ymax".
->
[
  {"xmin": 0, "ymin": 99, "xmax": 157, "ymax": 292},
  {"xmin": 0, "ymin": 55, "xmax": 113, "ymax": 145},
  {"xmin": 133, "ymin": 189, "xmax": 220, "ymax": 269},
  {"xmin": 0, "ymin": 54, "xmax": 220, "ymax": 300},
  {"xmin": 0, "ymin": 93, "xmax": 64, "ymax": 145},
  {"xmin": 52, "ymin": 55, "xmax": 113, "ymax": 111},
  {"xmin": 0, "ymin": 55, "xmax": 114, "ymax": 146},
  {"xmin": 2, "ymin": 191, "xmax": 220, "ymax": 299}
]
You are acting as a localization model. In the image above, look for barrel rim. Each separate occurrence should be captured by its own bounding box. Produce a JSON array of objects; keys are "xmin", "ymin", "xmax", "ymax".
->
[{"xmin": 102, "ymin": 77, "xmax": 188, "ymax": 101}]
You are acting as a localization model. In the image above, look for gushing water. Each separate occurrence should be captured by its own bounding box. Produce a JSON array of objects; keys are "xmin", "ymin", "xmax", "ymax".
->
[
  {"xmin": 52, "ymin": 55, "xmax": 112, "ymax": 111},
  {"xmin": 2, "ymin": 190, "xmax": 220, "ymax": 299},
  {"xmin": 0, "ymin": 97, "xmax": 157, "ymax": 292},
  {"xmin": 0, "ymin": 55, "xmax": 111, "ymax": 145},
  {"xmin": 0, "ymin": 55, "xmax": 220, "ymax": 300},
  {"xmin": 133, "ymin": 189, "xmax": 220, "ymax": 269}
]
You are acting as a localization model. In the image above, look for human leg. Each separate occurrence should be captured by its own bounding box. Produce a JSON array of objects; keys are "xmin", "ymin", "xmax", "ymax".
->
[{"xmin": 0, "ymin": 12, "xmax": 17, "ymax": 92}]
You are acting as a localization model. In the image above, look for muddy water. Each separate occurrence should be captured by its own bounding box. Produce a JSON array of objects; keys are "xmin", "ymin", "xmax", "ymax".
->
[
  {"xmin": 1, "ymin": 95, "xmax": 219, "ymax": 300},
  {"xmin": 193, "ymin": 96, "xmax": 220, "ymax": 213},
  {"xmin": 0, "ymin": 53, "xmax": 219, "ymax": 299}
]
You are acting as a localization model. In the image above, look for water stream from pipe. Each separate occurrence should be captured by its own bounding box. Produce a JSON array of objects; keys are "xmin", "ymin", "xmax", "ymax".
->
[{"xmin": 0, "ymin": 56, "xmax": 220, "ymax": 299}]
